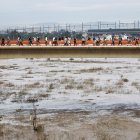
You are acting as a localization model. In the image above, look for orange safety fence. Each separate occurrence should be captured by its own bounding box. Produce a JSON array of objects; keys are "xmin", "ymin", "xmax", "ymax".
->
[{"xmin": 0, "ymin": 40, "xmax": 140, "ymax": 45}]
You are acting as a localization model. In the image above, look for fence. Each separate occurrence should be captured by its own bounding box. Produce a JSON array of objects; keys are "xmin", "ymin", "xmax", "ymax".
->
[{"xmin": 0, "ymin": 21, "xmax": 140, "ymax": 34}]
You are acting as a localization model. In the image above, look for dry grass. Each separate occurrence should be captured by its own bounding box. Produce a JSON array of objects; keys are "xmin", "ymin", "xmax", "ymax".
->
[
  {"xmin": 115, "ymin": 80, "xmax": 124, "ymax": 88},
  {"xmin": 61, "ymin": 78, "xmax": 79, "ymax": 90},
  {"xmin": 24, "ymin": 67, "xmax": 31, "ymax": 70},
  {"xmin": 131, "ymin": 82, "xmax": 140, "ymax": 90},
  {"xmin": 65, "ymin": 84, "xmax": 75, "ymax": 89},
  {"xmin": 94, "ymin": 116, "xmax": 128, "ymax": 140},
  {"xmin": 18, "ymin": 90, "xmax": 29, "ymax": 97},
  {"xmin": 48, "ymin": 83, "xmax": 54, "ymax": 90},
  {"xmin": 132, "ymin": 82, "xmax": 139, "ymax": 87},
  {"xmin": 0, "ymin": 81, "xmax": 4, "ymax": 85},
  {"xmin": 22, "ymin": 75, "xmax": 34, "ymax": 78},
  {"xmin": 76, "ymin": 84, "xmax": 84, "ymax": 90},
  {"xmin": 0, "ymin": 124, "xmax": 5, "ymax": 137},
  {"xmin": 50, "ymin": 70, "xmax": 65, "ymax": 73},
  {"xmin": 105, "ymin": 87, "xmax": 115, "ymax": 94},
  {"xmin": 95, "ymin": 129, "xmax": 114, "ymax": 140},
  {"xmin": 0, "ymin": 65, "xmax": 8, "ymax": 69},
  {"xmin": 116, "ymin": 67, "xmax": 122, "ymax": 69},
  {"xmin": 39, "ymin": 93, "xmax": 50, "ymax": 98},
  {"xmin": 60, "ymin": 78, "xmax": 75, "ymax": 85},
  {"xmin": 4, "ymin": 82, "xmax": 15, "ymax": 87},
  {"xmin": 9, "ymin": 65, "xmax": 19, "ymax": 69},
  {"xmin": 94, "ymin": 85, "xmax": 103, "ymax": 92},
  {"xmin": 79, "ymin": 67, "xmax": 103, "ymax": 73},
  {"xmin": 62, "ymin": 78, "xmax": 95, "ymax": 91},
  {"xmin": 27, "ymin": 70, "xmax": 34, "ymax": 74},
  {"xmin": 11, "ymin": 91, "xmax": 28, "ymax": 103},
  {"xmin": 132, "ymin": 110, "xmax": 140, "ymax": 117},
  {"xmin": 83, "ymin": 79, "xmax": 94, "ymax": 86},
  {"xmin": 0, "ymin": 65, "xmax": 18, "ymax": 70},
  {"xmin": 26, "ymin": 97, "xmax": 38, "ymax": 103},
  {"xmin": 136, "ymin": 132, "xmax": 140, "ymax": 140},
  {"xmin": 25, "ymin": 82, "xmax": 41, "ymax": 89},
  {"xmin": 115, "ymin": 78, "xmax": 128, "ymax": 89}
]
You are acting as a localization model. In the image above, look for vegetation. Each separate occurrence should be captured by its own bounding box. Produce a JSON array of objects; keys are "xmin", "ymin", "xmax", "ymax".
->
[{"xmin": 0, "ymin": 30, "xmax": 83, "ymax": 40}]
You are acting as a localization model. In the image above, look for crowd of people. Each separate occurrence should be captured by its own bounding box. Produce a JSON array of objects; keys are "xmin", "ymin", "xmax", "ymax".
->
[
  {"xmin": 0, "ymin": 36, "xmax": 78, "ymax": 46},
  {"xmin": 0, "ymin": 35, "xmax": 140, "ymax": 46}
]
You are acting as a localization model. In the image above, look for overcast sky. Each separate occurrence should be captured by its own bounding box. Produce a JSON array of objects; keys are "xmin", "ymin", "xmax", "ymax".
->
[{"xmin": 0, "ymin": 0, "xmax": 140, "ymax": 26}]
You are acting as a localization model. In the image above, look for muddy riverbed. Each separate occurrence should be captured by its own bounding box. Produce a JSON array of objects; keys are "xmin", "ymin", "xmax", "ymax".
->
[{"xmin": 0, "ymin": 58, "xmax": 140, "ymax": 140}]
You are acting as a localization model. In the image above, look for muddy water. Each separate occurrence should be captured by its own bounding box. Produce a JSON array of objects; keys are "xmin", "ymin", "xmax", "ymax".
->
[
  {"xmin": 1, "ymin": 111, "xmax": 140, "ymax": 140},
  {"xmin": 0, "ymin": 58, "xmax": 140, "ymax": 140}
]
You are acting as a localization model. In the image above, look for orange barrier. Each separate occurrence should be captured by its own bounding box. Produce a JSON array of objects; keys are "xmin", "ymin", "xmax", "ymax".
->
[{"xmin": 0, "ymin": 40, "xmax": 140, "ymax": 45}]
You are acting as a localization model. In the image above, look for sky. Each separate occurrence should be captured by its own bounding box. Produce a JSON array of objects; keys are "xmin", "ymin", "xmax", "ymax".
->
[{"xmin": 0, "ymin": 0, "xmax": 140, "ymax": 26}]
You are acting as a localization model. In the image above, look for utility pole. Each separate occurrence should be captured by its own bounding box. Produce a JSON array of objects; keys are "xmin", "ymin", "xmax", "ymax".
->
[
  {"xmin": 119, "ymin": 21, "xmax": 120, "ymax": 29},
  {"xmin": 82, "ymin": 22, "xmax": 83, "ymax": 33},
  {"xmin": 134, "ymin": 21, "xmax": 136, "ymax": 29},
  {"xmin": 115, "ymin": 22, "xmax": 117, "ymax": 29}
]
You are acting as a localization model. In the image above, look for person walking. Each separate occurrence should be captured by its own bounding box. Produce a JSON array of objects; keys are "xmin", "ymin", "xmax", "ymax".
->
[
  {"xmin": 103, "ymin": 37, "xmax": 107, "ymax": 46},
  {"xmin": 111, "ymin": 35, "xmax": 115, "ymax": 46},
  {"xmin": 118, "ymin": 36, "xmax": 122, "ymax": 45},
  {"xmin": 82, "ymin": 37, "xmax": 86, "ymax": 46},
  {"xmin": 17, "ymin": 36, "xmax": 23, "ymax": 46},
  {"xmin": 93, "ymin": 36, "xmax": 96, "ymax": 46},
  {"xmin": 96, "ymin": 37, "xmax": 100, "ymax": 46},
  {"xmin": 37, "ymin": 37, "xmax": 40, "ymax": 46},
  {"xmin": 7, "ymin": 36, "xmax": 10, "ymax": 46},
  {"xmin": 45, "ymin": 36, "xmax": 48, "ymax": 46},
  {"xmin": 1, "ymin": 37, "xmax": 5, "ymax": 46},
  {"xmin": 68, "ymin": 37, "xmax": 71, "ymax": 46},
  {"xmin": 74, "ymin": 37, "xmax": 77, "ymax": 46},
  {"xmin": 28, "ymin": 37, "xmax": 32, "ymax": 46},
  {"xmin": 64, "ymin": 37, "xmax": 68, "ymax": 46},
  {"xmin": 135, "ymin": 37, "xmax": 139, "ymax": 46},
  {"xmin": 52, "ymin": 37, "xmax": 55, "ymax": 46}
]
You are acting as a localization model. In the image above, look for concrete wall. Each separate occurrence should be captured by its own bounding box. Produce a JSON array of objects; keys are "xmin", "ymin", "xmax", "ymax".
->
[{"xmin": 0, "ymin": 46, "xmax": 140, "ymax": 58}]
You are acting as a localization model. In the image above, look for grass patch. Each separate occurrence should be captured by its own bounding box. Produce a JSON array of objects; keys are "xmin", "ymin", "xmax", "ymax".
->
[
  {"xmin": 76, "ymin": 84, "xmax": 84, "ymax": 90},
  {"xmin": 80, "ymin": 67, "xmax": 103, "ymax": 73},
  {"xmin": 4, "ymin": 82, "xmax": 15, "ymax": 87},
  {"xmin": 65, "ymin": 84, "xmax": 75, "ymax": 89},
  {"xmin": 50, "ymin": 70, "xmax": 65, "ymax": 73},
  {"xmin": 106, "ymin": 87, "xmax": 115, "ymax": 94},
  {"xmin": 115, "ymin": 80, "xmax": 124, "ymax": 87},
  {"xmin": 18, "ymin": 90, "xmax": 29, "ymax": 97},
  {"xmin": 133, "ymin": 110, "xmax": 140, "ymax": 118},
  {"xmin": 131, "ymin": 82, "xmax": 140, "ymax": 90},
  {"xmin": 0, "ymin": 81, "xmax": 4, "ymax": 85},
  {"xmin": 83, "ymin": 79, "xmax": 94, "ymax": 86},
  {"xmin": 25, "ymin": 82, "xmax": 41, "ymax": 89},
  {"xmin": 27, "ymin": 70, "xmax": 34, "ymax": 74},
  {"xmin": 0, "ymin": 65, "xmax": 8, "ymax": 69},
  {"xmin": 60, "ymin": 78, "xmax": 75, "ymax": 85},
  {"xmin": 39, "ymin": 93, "xmax": 50, "ymax": 98},
  {"xmin": 94, "ymin": 85, "xmax": 103, "ymax": 92},
  {"xmin": 48, "ymin": 83, "xmax": 54, "ymax": 90},
  {"xmin": 26, "ymin": 97, "xmax": 38, "ymax": 103}
]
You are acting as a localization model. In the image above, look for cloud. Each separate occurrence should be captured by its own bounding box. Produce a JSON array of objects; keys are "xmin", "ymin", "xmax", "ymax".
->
[{"xmin": 0, "ymin": 0, "xmax": 140, "ymax": 26}]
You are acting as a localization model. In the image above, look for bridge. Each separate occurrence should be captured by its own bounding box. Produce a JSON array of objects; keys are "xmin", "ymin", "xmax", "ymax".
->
[{"xmin": 0, "ymin": 46, "xmax": 140, "ymax": 58}]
